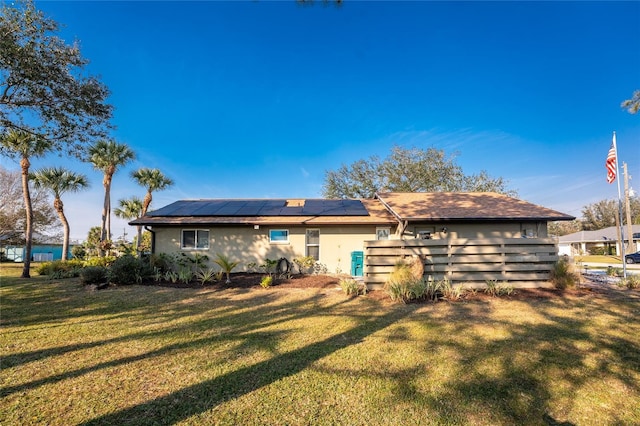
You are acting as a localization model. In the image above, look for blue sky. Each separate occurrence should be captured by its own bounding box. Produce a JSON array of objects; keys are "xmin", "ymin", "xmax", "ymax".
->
[{"xmin": 3, "ymin": 1, "xmax": 639, "ymax": 241}]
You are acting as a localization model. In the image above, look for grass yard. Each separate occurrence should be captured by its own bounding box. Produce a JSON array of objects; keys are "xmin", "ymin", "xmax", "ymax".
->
[{"xmin": 1, "ymin": 263, "xmax": 639, "ymax": 425}]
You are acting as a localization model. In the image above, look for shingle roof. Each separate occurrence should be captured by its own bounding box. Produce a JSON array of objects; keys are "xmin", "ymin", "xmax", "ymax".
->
[
  {"xmin": 375, "ymin": 192, "xmax": 574, "ymax": 222},
  {"xmin": 558, "ymin": 225, "xmax": 640, "ymax": 243},
  {"xmin": 130, "ymin": 192, "xmax": 574, "ymax": 227}
]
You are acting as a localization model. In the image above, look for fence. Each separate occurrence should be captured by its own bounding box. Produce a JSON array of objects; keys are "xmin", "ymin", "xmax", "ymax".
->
[{"xmin": 363, "ymin": 238, "xmax": 559, "ymax": 289}]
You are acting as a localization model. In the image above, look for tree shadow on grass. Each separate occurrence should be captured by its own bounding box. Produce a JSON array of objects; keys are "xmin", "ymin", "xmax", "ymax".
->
[
  {"xmin": 401, "ymin": 291, "xmax": 640, "ymax": 424},
  {"xmin": 2, "ymin": 289, "xmax": 389, "ymax": 401},
  {"xmin": 79, "ymin": 303, "xmax": 417, "ymax": 426}
]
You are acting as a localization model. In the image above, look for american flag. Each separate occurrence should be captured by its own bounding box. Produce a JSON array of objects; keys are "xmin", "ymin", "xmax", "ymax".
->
[{"xmin": 606, "ymin": 133, "xmax": 617, "ymax": 184}]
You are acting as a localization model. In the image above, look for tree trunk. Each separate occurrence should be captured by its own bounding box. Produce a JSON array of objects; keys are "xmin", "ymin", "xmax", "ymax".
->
[
  {"xmin": 143, "ymin": 191, "xmax": 152, "ymax": 217},
  {"xmin": 136, "ymin": 225, "xmax": 142, "ymax": 254},
  {"xmin": 100, "ymin": 174, "xmax": 112, "ymax": 256},
  {"xmin": 20, "ymin": 156, "xmax": 32, "ymax": 278},
  {"xmin": 54, "ymin": 198, "xmax": 70, "ymax": 261}
]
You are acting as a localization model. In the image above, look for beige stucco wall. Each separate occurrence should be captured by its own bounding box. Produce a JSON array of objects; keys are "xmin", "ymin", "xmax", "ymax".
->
[
  {"xmin": 404, "ymin": 221, "xmax": 548, "ymax": 239},
  {"xmin": 152, "ymin": 220, "xmax": 549, "ymax": 275},
  {"xmin": 152, "ymin": 224, "xmax": 388, "ymax": 274}
]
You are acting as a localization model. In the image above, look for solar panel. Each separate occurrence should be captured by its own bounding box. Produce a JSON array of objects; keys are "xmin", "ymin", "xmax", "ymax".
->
[
  {"xmin": 148, "ymin": 199, "xmax": 370, "ymax": 217},
  {"xmin": 214, "ymin": 201, "xmax": 246, "ymax": 215}
]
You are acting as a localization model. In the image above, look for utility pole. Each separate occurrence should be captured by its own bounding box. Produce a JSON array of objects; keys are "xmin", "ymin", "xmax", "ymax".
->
[{"xmin": 623, "ymin": 163, "xmax": 634, "ymax": 253}]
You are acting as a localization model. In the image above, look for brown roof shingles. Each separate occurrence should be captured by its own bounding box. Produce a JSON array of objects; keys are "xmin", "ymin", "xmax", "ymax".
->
[{"xmin": 375, "ymin": 192, "xmax": 574, "ymax": 221}]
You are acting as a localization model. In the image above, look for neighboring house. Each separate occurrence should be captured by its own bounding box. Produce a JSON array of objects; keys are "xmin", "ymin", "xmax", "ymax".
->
[
  {"xmin": 558, "ymin": 225, "xmax": 640, "ymax": 256},
  {"xmin": 131, "ymin": 192, "xmax": 574, "ymax": 286},
  {"xmin": 2, "ymin": 244, "xmax": 72, "ymax": 262},
  {"xmin": 0, "ymin": 232, "xmax": 72, "ymax": 262}
]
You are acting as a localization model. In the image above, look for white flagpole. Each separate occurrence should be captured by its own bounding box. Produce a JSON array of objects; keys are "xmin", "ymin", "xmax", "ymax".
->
[{"xmin": 612, "ymin": 131, "xmax": 627, "ymax": 278}]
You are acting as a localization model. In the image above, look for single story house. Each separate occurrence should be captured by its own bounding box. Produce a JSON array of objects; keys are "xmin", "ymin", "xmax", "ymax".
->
[
  {"xmin": 558, "ymin": 225, "xmax": 640, "ymax": 256},
  {"xmin": 1, "ymin": 244, "xmax": 73, "ymax": 262},
  {"xmin": 1, "ymin": 232, "xmax": 73, "ymax": 262},
  {"xmin": 131, "ymin": 192, "xmax": 574, "ymax": 285}
]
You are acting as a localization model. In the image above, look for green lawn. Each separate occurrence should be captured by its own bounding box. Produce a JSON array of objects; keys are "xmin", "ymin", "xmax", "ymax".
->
[{"xmin": 1, "ymin": 264, "xmax": 639, "ymax": 425}]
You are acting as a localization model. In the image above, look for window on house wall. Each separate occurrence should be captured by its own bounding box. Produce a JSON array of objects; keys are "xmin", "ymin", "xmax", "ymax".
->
[
  {"xmin": 181, "ymin": 230, "xmax": 209, "ymax": 249},
  {"xmin": 306, "ymin": 229, "xmax": 320, "ymax": 260},
  {"xmin": 415, "ymin": 226, "xmax": 435, "ymax": 239},
  {"xmin": 521, "ymin": 224, "xmax": 538, "ymax": 238},
  {"xmin": 269, "ymin": 229, "xmax": 289, "ymax": 244},
  {"xmin": 376, "ymin": 227, "xmax": 390, "ymax": 240}
]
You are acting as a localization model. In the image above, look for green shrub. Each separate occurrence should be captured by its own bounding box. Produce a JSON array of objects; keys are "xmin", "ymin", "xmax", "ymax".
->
[
  {"xmin": 177, "ymin": 252, "xmax": 209, "ymax": 272},
  {"xmin": 84, "ymin": 256, "xmax": 116, "ymax": 268},
  {"xmin": 550, "ymin": 257, "xmax": 580, "ymax": 290},
  {"xmin": 440, "ymin": 279, "xmax": 465, "ymax": 300},
  {"xmin": 80, "ymin": 266, "xmax": 108, "ymax": 285},
  {"xmin": 606, "ymin": 266, "xmax": 623, "ymax": 277},
  {"xmin": 385, "ymin": 262, "xmax": 429, "ymax": 303},
  {"xmin": 260, "ymin": 276, "xmax": 273, "ymax": 288},
  {"xmin": 164, "ymin": 270, "xmax": 178, "ymax": 283},
  {"xmin": 293, "ymin": 256, "xmax": 316, "ymax": 274},
  {"xmin": 153, "ymin": 267, "xmax": 164, "ymax": 282},
  {"xmin": 588, "ymin": 247, "xmax": 607, "ymax": 256},
  {"xmin": 178, "ymin": 267, "xmax": 193, "ymax": 284},
  {"xmin": 71, "ymin": 245, "xmax": 87, "ymax": 260},
  {"xmin": 149, "ymin": 253, "xmax": 177, "ymax": 273},
  {"xmin": 621, "ymin": 274, "xmax": 640, "ymax": 289},
  {"xmin": 108, "ymin": 255, "xmax": 150, "ymax": 285},
  {"xmin": 260, "ymin": 258, "xmax": 278, "ymax": 277},
  {"xmin": 339, "ymin": 278, "xmax": 367, "ymax": 296},
  {"xmin": 484, "ymin": 280, "xmax": 515, "ymax": 297},
  {"xmin": 195, "ymin": 267, "xmax": 217, "ymax": 285},
  {"xmin": 484, "ymin": 280, "xmax": 499, "ymax": 296},
  {"xmin": 36, "ymin": 259, "xmax": 84, "ymax": 278}
]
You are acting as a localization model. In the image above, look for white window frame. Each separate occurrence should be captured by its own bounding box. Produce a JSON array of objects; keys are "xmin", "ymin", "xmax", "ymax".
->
[
  {"xmin": 376, "ymin": 227, "xmax": 391, "ymax": 241},
  {"xmin": 306, "ymin": 229, "xmax": 320, "ymax": 260},
  {"xmin": 269, "ymin": 229, "xmax": 289, "ymax": 244},
  {"xmin": 181, "ymin": 229, "xmax": 210, "ymax": 250}
]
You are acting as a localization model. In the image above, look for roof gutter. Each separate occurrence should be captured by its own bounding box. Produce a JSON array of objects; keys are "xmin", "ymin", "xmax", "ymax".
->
[{"xmin": 144, "ymin": 226, "xmax": 156, "ymax": 254}]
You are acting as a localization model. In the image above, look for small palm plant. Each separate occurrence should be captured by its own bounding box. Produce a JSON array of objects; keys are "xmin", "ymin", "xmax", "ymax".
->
[{"xmin": 213, "ymin": 253, "xmax": 239, "ymax": 284}]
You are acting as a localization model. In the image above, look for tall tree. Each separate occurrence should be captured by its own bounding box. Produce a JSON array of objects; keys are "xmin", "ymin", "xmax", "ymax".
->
[
  {"xmin": 581, "ymin": 197, "xmax": 640, "ymax": 230},
  {"xmin": 548, "ymin": 219, "xmax": 582, "ymax": 237},
  {"xmin": 0, "ymin": 165, "xmax": 58, "ymax": 245},
  {"xmin": 322, "ymin": 146, "xmax": 515, "ymax": 199},
  {"xmin": 1, "ymin": 0, "xmax": 112, "ymax": 152},
  {"xmin": 85, "ymin": 226, "xmax": 102, "ymax": 258},
  {"xmin": 0, "ymin": 130, "xmax": 51, "ymax": 277},
  {"xmin": 114, "ymin": 196, "xmax": 144, "ymax": 254},
  {"xmin": 131, "ymin": 168, "xmax": 174, "ymax": 216},
  {"xmin": 30, "ymin": 167, "xmax": 89, "ymax": 260},
  {"xmin": 87, "ymin": 139, "xmax": 135, "ymax": 252},
  {"xmin": 621, "ymin": 90, "xmax": 640, "ymax": 114}
]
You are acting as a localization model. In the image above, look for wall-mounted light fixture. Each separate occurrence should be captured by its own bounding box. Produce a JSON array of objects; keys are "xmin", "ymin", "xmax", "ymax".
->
[
  {"xmin": 441, "ymin": 227, "xmax": 448, "ymax": 234},
  {"xmin": 254, "ymin": 225, "xmax": 260, "ymax": 230}
]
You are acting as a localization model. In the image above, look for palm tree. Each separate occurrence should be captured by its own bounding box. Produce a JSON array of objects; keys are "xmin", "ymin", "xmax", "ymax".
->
[
  {"xmin": 87, "ymin": 140, "xmax": 135, "ymax": 254},
  {"xmin": 213, "ymin": 253, "xmax": 239, "ymax": 284},
  {"xmin": 131, "ymin": 168, "xmax": 174, "ymax": 216},
  {"xmin": 114, "ymin": 197, "xmax": 144, "ymax": 254},
  {"xmin": 30, "ymin": 167, "xmax": 89, "ymax": 261},
  {"xmin": 0, "ymin": 130, "xmax": 52, "ymax": 278}
]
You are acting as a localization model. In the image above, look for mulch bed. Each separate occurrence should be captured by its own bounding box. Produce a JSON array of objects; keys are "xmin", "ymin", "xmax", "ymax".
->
[
  {"xmin": 145, "ymin": 273, "xmax": 341, "ymax": 290},
  {"xmin": 140, "ymin": 273, "xmax": 621, "ymax": 302}
]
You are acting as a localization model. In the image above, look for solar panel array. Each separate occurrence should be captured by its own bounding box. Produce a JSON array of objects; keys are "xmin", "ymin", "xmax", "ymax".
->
[{"xmin": 148, "ymin": 199, "xmax": 369, "ymax": 217}]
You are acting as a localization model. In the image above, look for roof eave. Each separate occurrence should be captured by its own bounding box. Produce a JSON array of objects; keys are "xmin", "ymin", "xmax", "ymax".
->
[{"xmin": 400, "ymin": 216, "xmax": 576, "ymax": 222}]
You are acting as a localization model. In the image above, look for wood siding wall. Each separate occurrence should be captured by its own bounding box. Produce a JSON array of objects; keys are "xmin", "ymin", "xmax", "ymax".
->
[{"xmin": 364, "ymin": 238, "xmax": 558, "ymax": 289}]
